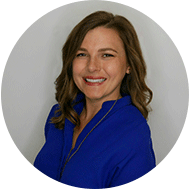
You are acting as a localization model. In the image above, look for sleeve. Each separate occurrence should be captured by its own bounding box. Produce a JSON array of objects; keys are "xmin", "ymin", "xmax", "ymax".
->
[{"xmin": 109, "ymin": 137, "xmax": 156, "ymax": 187}]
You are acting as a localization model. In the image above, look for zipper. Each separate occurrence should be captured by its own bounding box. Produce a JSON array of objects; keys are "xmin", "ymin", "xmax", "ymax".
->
[{"xmin": 59, "ymin": 99, "xmax": 118, "ymax": 180}]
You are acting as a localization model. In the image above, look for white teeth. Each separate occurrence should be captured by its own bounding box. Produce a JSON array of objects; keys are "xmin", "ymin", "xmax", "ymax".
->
[{"xmin": 85, "ymin": 78, "xmax": 106, "ymax": 83}]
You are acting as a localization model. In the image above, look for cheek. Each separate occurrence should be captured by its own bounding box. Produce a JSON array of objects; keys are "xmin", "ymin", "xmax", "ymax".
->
[
  {"xmin": 72, "ymin": 63, "xmax": 80, "ymax": 85},
  {"xmin": 72, "ymin": 60, "xmax": 86, "ymax": 75},
  {"xmin": 72, "ymin": 62, "xmax": 81, "ymax": 77},
  {"xmin": 105, "ymin": 61, "xmax": 126, "ymax": 78},
  {"xmin": 72, "ymin": 61, "xmax": 86, "ymax": 89}
]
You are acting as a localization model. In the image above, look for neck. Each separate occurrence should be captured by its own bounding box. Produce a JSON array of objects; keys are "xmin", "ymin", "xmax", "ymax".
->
[
  {"xmin": 82, "ymin": 98, "xmax": 102, "ymax": 121},
  {"xmin": 82, "ymin": 94, "xmax": 122, "ymax": 121}
]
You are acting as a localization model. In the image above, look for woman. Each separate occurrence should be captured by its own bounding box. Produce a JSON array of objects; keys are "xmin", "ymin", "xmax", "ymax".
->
[{"xmin": 34, "ymin": 11, "xmax": 156, "ymax": 188}]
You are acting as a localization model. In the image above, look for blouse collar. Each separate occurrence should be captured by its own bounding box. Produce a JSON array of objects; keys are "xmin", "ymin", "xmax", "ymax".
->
[{"xmin": 73, "ymin": 92, "xmax": 132, "ymax": 116}]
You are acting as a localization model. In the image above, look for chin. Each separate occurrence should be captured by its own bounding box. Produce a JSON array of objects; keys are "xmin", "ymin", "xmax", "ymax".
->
[{"xmin": 84, "ymin": 92, "xmax": 104, "ymax": 101}]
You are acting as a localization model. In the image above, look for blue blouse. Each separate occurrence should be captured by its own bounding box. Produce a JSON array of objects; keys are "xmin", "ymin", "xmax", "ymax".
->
[{"xmin": 34, "ymin": 95, "xmax": 156, "ymax": 188}]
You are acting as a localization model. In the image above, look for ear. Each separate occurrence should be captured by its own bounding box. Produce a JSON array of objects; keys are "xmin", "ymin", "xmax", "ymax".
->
[{"xmin": 126, "ymin": 66, "xmax": 131, "ymax": 74}]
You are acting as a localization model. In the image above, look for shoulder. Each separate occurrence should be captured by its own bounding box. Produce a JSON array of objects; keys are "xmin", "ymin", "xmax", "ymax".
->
[
  {"xmin": 106, "ymin": 102, "xmax": 152, "ymax": 148},
  {"xmin": 45, "ymin": 104, "xmax": 60, "ymax": 125},
  {"xmin": 108, "ymin": 96, "xmax": 146, "ymax": 126},
  {"xmin": 119, "ymin": 103, "xmax": 146, "ymax": 121},
  {"xmin": 109, "ymin": 101, "xmax": 148, "ymax": 132},
  {"xmin": 107, "ymin": 105, "xmax": 155, "ymax": 169},
  {"xmin": 48, "ymin": 104, "xmax": 60, "ymax": 117},
  {"xmin": 103, "ymin": 105, "xmax": 155, "ymax": 183}
]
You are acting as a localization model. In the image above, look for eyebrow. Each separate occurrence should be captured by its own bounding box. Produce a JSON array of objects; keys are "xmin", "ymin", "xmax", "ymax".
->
[
  {"xmin": 98, "ymin": 48, "xmax": 118, "ymax": 53},
  {"xmin": 78, "ymin": 47, "xmax": 118, "ymax": 53},
  {"xmin": 78, "ymin": 48, "xmax": 88, "ymax": 52}
]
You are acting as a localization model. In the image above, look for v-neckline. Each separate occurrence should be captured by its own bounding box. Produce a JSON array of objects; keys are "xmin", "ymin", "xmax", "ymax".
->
[
  {"xmin": 63, "ymin": 95, "xmax": 132, "ymax": 160},
  {"xmin": 59, "ymin": 95, "xmax": 132, "ymax": 179},
  {"xmin": 70, "ymin": 105, "xmax": 105, "ymax": 152},
  {"xmin": 71, "ymin": 106, "xmax": 100, "ymax": 150},
  {"xmin": 71, "ymin": 126, "xmax": 84, "ymax": 150}
]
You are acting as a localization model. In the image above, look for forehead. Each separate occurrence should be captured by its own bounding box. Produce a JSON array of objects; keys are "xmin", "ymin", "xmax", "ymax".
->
[{"xmin": 80, "ymin": 27, "xmax": 125, "ymax": 50}]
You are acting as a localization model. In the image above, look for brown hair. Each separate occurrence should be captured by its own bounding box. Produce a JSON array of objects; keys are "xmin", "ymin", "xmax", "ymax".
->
[{"xmin": 51, "ymin": 11, "xmax": 152, "ymax": 129}]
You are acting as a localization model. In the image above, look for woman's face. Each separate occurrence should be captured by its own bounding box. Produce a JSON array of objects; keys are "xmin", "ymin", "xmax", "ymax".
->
[{"xmin": 72, "ymin": 27, "xmax": 130, "ymax": 103}]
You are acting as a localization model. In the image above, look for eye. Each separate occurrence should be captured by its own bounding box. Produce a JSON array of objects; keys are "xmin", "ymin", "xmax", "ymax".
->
[
  {"xmin": 103, "ymin": 54, "xmax": 114, "ymax": 58},
  {"xmin": 76, "ymin": 53, "xmax": 87, "ymax": 57}
]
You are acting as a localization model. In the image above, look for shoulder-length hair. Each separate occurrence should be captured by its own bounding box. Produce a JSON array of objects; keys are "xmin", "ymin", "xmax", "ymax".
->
[{"xmin": 51, "ymin": 11, "xmax": 153, "ymax": 129}]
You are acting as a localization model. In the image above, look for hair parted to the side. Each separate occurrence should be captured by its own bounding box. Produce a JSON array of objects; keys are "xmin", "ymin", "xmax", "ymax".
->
[{"xmin": 51, "ymin": 11, "xmax": 153, "ymax": 129}]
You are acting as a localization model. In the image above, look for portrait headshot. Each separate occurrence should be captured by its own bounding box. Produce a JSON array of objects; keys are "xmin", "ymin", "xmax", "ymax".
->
[{"xmin": 1, "ymin": 0, "xmax": 188, "ymax": 188}]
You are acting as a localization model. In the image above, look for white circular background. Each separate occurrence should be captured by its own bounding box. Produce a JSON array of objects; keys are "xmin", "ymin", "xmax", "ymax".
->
[{"xmin": 1, "ymin": 0, "xmax": 189, "ymax": 188}]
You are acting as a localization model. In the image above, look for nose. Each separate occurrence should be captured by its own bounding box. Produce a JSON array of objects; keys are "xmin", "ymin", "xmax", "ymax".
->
[{"xmin": 87, "ymin": 56, "xmax": 101, "ymax": 72}]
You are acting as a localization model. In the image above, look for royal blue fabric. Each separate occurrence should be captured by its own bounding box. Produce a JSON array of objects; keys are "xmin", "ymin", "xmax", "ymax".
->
[{"xmin": 34, "ymin": 95, "xmax": 156, "ymax": 188}]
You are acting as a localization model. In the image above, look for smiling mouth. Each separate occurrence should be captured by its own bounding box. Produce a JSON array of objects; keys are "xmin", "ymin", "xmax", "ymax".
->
[
  {"xmin": 85, "ymin": 78, "xmax": 106, "ymax": 83},
  {"xmin": 83, "ymin": 77, "xmax": 107, "ymax": 84}
]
